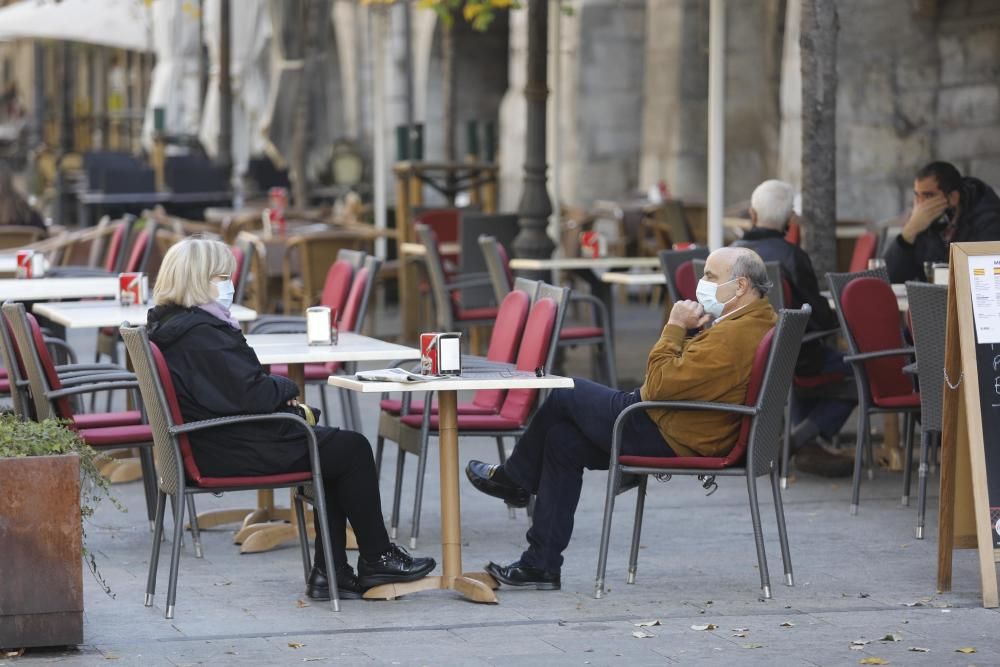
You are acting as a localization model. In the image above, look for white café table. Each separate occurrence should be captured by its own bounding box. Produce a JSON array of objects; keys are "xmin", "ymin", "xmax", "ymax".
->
[
  {"xmin": 0, "ymin": 277, "xmax": 120, "ymax": 301},
  {"xmin": 31, "ymin": 301, "xmax": 258, "ymax": 328},
  {"xmin": 212, "ymin": 333, "xmax": 421, "ymax": 553},
  {"xmin": 329, "ymin": 371, "xmax": 574, "ymax": 603}
]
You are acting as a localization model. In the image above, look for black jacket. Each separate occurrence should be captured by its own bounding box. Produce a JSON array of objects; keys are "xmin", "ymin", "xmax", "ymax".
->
[
  {"xmin": 147, "ymin": 304, "xmax": 305, "ymax": 475},
  {"xmin": 734, "ymin": 227, "xmax": 838, "ymax": 375},
  {"xmin": 885, "ymin": 177, "xmax": 1000, "ymax": 283}
]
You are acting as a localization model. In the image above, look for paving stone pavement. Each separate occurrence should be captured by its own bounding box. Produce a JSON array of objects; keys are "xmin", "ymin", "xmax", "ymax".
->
[{"xmin": 6, "ymin": 300, "xmax": 1000, "ymax": 666}]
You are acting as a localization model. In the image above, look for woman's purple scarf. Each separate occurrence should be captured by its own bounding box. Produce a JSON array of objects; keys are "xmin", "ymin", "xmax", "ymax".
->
[{"xmin": 198, "ymin": 301, "xmax": 240, "ymax": 329}]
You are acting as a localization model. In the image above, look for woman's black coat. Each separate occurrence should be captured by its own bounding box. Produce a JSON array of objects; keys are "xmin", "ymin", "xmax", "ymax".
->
[{"xmin": 147, "ymin": 304, "xmax": 307, "ymax": 476}]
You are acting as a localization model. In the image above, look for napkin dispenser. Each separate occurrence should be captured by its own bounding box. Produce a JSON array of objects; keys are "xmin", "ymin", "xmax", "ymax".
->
[
  {"xmin": 306, "ymin": 306, "xmax": 337, "ymax": 345},
  {"xmin": 15, "ymin": 250, "xmax": 46, "ymax": 279},
  {"xmin": 420, "ymin": 332, "xmax": 462, "ymax": 376},
  {"xmin": 117, "ymin": 272, "xmax": 148, "ymax": 305}
]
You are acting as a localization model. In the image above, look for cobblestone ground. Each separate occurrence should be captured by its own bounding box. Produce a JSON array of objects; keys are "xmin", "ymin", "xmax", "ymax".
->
[{"xmin": 7, "ymin": 298, "xmax": 999, "ymax": 666}]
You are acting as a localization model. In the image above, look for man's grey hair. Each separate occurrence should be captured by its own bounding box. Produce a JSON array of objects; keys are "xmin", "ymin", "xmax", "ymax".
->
[
  {"xmin": 750, "ymin": 179, "xmax": 795, "ymax": 230},
  {"xmin": 730, "ymin": 250, "xmax": 772, "ymax": 297}
]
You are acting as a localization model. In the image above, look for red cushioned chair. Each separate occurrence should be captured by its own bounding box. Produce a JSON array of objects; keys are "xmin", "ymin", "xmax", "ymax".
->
[
  {"xmin": 478, "ymin": 234, "xmax": 618, "ymax": 386},
  {"xmin": 267, "ymin": 255, "xmax": 382, "ymax": 429},
  {"xmin": 848, "ymin": 231, "xmax": 880, "ymax": 273},
  {"xmin": 784, "ymin": 220, "xmax": 801, "ymax": 246},
  {"xmin": 827, "ymin": 269, "xmax": 918, "ymax": 516},
  {"xmin": 594, "ymin": 306, "xmax": 810, "ymax": 601},
  {"xmin": 118, "ymin": 324, "xmax": 339, "ymax": 618},
  {"xmin": 2, "ymin": 302, "xmax": 157, "ymax": 525},
  {"xmin": 387, "ymin": 286, "xmax": 566, "ymax": 547},
  {"xmin": 658, "ymin": 247, "xmax": 709, "ymax": 305}
]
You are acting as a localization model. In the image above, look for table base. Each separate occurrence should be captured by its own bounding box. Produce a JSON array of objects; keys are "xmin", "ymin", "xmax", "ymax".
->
[{"xmin": 363, "ymin": 572, "xmax": 499, "ymax": 603}]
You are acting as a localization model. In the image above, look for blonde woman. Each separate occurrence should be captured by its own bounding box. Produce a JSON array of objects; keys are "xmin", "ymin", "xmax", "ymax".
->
[{"xmin": 148, "ymin": 238, "xmax": 434, "ymax": 600}]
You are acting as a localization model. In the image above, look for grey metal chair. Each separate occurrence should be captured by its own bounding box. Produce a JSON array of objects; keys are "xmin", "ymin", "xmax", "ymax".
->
[
  {"xmin": 594, "ymin": 306, "xmax": 810, "ymax": 600},
  {"xmin": 657, "ymin": 247, "xmax": 710, "ymax": 304},
  {"xmin": 119, "ymin": 324, "xmax": 339, "ymax": 618},
  {"xmin": 415, "ymin": 224, "xmax": 497, "ymax": 335},
  {"xmin": 480, "ymin": 234, "xmax": 617, "ymax": 386},
  {"xmin": 905, "ymin": 282, "xmax": 947, "ymax": 539},
  {"xmin": 827, "ymin": 267, "xmax": 918, "ymax": 515}
]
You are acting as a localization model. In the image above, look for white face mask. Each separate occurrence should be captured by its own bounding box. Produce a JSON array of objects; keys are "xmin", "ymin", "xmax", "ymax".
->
[
  {"xmin": 696, "ymin": 278, "xmax": 737, "ymax": 318},
  {"xmin": 213, "ymin": 279, "xmax": 235, "ymax": 310}
]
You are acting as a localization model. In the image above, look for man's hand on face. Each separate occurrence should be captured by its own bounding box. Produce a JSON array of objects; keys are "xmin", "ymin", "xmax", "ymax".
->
[
  {"xmin": 667, "ymin": 300, "xmax": 712, "ymax": 330},
  {"xmin": 902, "ymin": 194, "xmax": 948, "ymax": 243}
]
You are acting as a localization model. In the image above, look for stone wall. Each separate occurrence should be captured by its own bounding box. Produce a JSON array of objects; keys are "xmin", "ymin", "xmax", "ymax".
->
[{"xmin": 830, "ymin": 0, "xmax": 1000, "ymax": 221}]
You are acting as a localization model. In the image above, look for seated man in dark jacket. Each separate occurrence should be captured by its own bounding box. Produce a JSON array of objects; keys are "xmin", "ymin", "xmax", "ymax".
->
[
  {"xmin": 886, "ymin": 161, "xmax": 1000, "ymax": 283},
  {"xmin": 734, "ymin": 179, "xmax": 854, "ymax": 476}
]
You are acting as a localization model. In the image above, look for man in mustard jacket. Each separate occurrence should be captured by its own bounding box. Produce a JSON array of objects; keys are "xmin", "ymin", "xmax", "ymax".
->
[{"xmin": 466, "ymin": 247, "xmax": 777, "ymax": 590}]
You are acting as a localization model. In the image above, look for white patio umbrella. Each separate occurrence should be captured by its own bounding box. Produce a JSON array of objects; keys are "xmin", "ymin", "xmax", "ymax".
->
[
  {"xmin": 141, "ymin": 0, "xmax": 202, "ymax": 150},
  {"xmin": 0, "ymin": 0, "xmax": 153, "ymax": 52}
]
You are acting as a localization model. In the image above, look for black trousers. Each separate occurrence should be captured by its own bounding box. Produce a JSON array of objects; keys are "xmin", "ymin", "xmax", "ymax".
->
[
  {"xmin": 195, "ymin": 426, "xmax": 390, "ymax": 572},
  {"xmin": 503, "ymin": 378, "xmax": 674, "ymax": 573}
]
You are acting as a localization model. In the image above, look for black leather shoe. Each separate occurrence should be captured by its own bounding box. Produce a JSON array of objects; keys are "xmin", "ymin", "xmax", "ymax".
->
[
  {"xmin": 357, "ymin": 544, "xmax": 436, "ymax": 588},
  {"xmin": 485, "ymin": 560, "xmax": 560, "ymax": 590},
  {"xmin": 465, "ymin": 460, "xmax": 530, "ymax": 508},
  {"xmin": 306, "ymin": 565, "xmax": 366, "ymax": 601}
]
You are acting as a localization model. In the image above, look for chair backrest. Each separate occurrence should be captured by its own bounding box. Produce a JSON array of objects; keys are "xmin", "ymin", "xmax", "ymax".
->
[
  {"xmin": 646, "ymin": 201, "xmax": 694, "ymax": 249},
  {"xmin": 230, "ymin": 240, "xmax": 254, "ymax": 307},
  {"xmin": 319, "ymin": 259, "xmax": 356, "ymax": 317},
  {"xmin": 839, "ymin": 275, "xmax": 912, "ymax": 402},
  {"xmin": 413, "ymin": 209, "xmax": 460, "ymax": 249},
  {"xmin": 120, "ymin": 324, "xmax": 196, "ymax": 495},
  {"xmin": 478, "ymin": 235, "xmax": 514, "ymax": 303},
  {"xmin": 744, "ymin": 306, "xmax": 810, "ymax": 475},
  {"xmin": 784, "ymin": 220, "xmax": 801, "ymax": 246},
  {"xmin": 534, "ymin": 281, "xmax": 571, "ymax": 373},
  {"xmin": 0, "ymin": 304, "xmax": 31, "ymax": 419},
  {"xmin": 2, "ymin": 302, "xmax": 70, "ymax": 422},
  {"xmin": 121, "ymin": 221, "xmax": 158, "ymax": 274},
  {"xmin": 512, "ymin": 277, "xmax": 539, "ymax": 301},
  {"xmin": 235, "ymin": 231, "xmax": 268, "ymax": 312},
  {"xmin": 415, "ymin": 223, "xmax": 455, "ymax": 330},
  {"xmin": 498, "ymin": 296, "xmax": 560, "ymax": 425},
  {"xmin": 826, "ymin": 267, "xmax": 890, "ymax": 357},
  {"xmin": 906, "ymin": 282, "xmax": 947, "ymax": 430},
  {"xmin": 103, "ymin": 215, "xmax": 137, "ymax": 273},
  {"xmin": 658, "ymin": 247, "xmax": 710, "ymax": 303},
  {"xmin": 284, "ymin": 230, "xmax": 366, "ymax": 313},
  {"xmin": 471, "ymin": 289, "xmax": 531, "ymax": 411},
  {"xmin": 0, "ymin": 225, "xmax": 45, "ymax": 249},
  {"xmin": 336, "ymin": 248, "xmax": 367, "ymax": 271},
  {"xmin": 338, "ymin": 255, "xmax": 382, "ymax": 335},
  {"xmin": 849, "ymin": 231, "xmax": 880, "ymax": 273}
]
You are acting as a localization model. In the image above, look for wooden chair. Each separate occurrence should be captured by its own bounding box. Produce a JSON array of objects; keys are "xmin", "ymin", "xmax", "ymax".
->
[
  {"xmin": 0, "ymin": 225, "xmax": 45, "ymax": 250},
  {"xmin": 119, "ymin": 324, "xmax": 339, "ymax": 618},
  {"xmin": 594, "ymin": 307, "xmax": 810, "ymax": 600}
]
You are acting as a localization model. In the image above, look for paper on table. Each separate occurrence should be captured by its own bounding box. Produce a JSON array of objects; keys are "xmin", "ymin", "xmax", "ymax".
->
[
  {"xmin": 968, "ymin": 255, "xmax": 1000, "ymax": 344},
  {"xmin": 356, "ymin": 368, "xmax": 442, "ymax": 383}
]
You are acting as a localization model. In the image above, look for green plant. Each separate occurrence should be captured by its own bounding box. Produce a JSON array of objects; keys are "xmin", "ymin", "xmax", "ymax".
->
[{"xmin": 0, "ymin": 414, "xmax": 125, "ymax": 597}]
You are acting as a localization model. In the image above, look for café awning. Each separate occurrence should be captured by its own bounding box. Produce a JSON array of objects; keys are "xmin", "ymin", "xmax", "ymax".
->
[{"xmin": 0, "ymin": 0, "xmax": 153, "ymax": 53}]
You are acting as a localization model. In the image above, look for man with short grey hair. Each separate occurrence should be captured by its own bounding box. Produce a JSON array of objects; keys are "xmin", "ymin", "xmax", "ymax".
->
[
  {"xmin": 464, "ymin": 247, "xmax": 777, "ymax": 590},
  {"xmin": 735, "ymin": 179, "xmax": 855, "ymax": 478}
]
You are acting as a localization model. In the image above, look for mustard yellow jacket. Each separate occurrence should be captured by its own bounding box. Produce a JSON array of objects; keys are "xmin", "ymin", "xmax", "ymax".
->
[{"xmin": 639, "ymin": 298, "xmax": 778, "ymax": 458}]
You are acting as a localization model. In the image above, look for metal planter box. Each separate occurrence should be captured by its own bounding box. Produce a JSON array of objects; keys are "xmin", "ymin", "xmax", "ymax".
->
[{"xmin": 0, "ymin": 454, "xmax": 83, "ymax": 648}]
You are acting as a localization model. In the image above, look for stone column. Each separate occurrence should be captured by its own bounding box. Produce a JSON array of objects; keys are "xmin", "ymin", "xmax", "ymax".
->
[{"xmin": 513, "ymin": 0, "xmax": 555, "ymax": 260}]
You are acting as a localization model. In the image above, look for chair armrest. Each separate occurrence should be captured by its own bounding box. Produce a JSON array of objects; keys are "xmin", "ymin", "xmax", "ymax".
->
[
  {"xmin": 55, "ymin": 362, "xmax": 126, "ymax": 374},
  {"xmin": 56, "ymin": 372, "xmax": 137, "ymax": 387},
  {"xmin": 608, "ymin": 400, "xmax": 756, "ymax": 461},
  {"xmin": 248, "ymin": 315, "xmax": 307, "ymax": 335},
  {"xmin": 843, "ymin": 347, "xmax": 914, "ymax": 364},
  {"xmin": 43, "ymin": 336, "xmax": 79, "ymax": 365},
  {"xmin": 801, "ymin": 328, "xmax": 840, "ymax": 344},
  {"xmin": 444, "ymin": 275, "xmax": 494, "ymax": 292},
  {"xmin": 47, "ymin": 380, "xmax": 140, "ymax": 399},
  {"xmin": 169, "ymin": 412, "xmax": 312, "ymax": 435},
  {"xmin": 568, "ymin": 292, "xmax": 609, "ymax": 327}
]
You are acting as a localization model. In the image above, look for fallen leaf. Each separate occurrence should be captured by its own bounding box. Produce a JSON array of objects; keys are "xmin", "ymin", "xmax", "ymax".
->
[
  {"xmin": 742, "ymin": 643, "xmax": 764, "ymax": 649},
  {"xmin": 731, "ymin": 627, "xmax": 750, "ymax": 632},
  {"xmin": 3, "ymin": 650, "xmax": 25, "ymax": 658},
  {"xmin": 104, "ymin": 655, "xmax": 121, "ymax": 661},
  {"xmin": 879, "ymin": 633, "xmax": 901, "ymax": 642},
  {"xmin": 634, "ymin": 620, "xmax": 660, "ymax": 627},
  {"xmin": 956, "ymin": 647, "xmax": 976, "ymax": 654},
  {"xmin": 288, "ymin": 642, "xmax": 305, "ymax": 649},
  {"xmin": 733, "ymin": 632, "xmax": 748, "ymax": 638},
  {"xmin": 779, "ymin": 621, "xmax": 795, "ymax": 628},
  {"xmin": 850, "ymin": 645, "xmax": 865, "ymax": 651},
  {"xmin": 908, "ymin": 647, "xmax": 930, "ymax": 653},
  {"xmin": 851, "ymin": 640, "xmax": 871, "ymax": 646},
  {"xmin": 690, "ymin": 624, "xmax": 717, "ymax": 631},
  {"xmin": 858, "ymin": 592, "xmax": 871, "ymax": 598},
  {"xmin": 214, "ymin": 580, "xmax": 233, "ymax": 586},
  {"xmin": 632, "ymin": 630, "xmax": 655, "ymax": 639},
  {"xmin": 858, "ymin": 659, "xmax": 888, "ymax": 665},
  {"xmin": 295, "ymin": 599, "xmax": 310, "ymax": 608}
]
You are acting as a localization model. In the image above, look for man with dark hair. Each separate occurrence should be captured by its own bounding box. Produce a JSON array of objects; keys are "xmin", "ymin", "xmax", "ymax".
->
[
  {"xmin": 465, "ymin": 248, "xmax": 777, "ymax": 590},
  {"xmin": 885, "ymin": 161, "xmax": 1000, "ymax": 282}
]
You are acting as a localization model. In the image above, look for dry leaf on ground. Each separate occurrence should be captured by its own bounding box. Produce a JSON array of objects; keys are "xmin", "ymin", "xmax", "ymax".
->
[
  {"xmin": 632, "ymin": 630, "xmax": 655, "ymax": 639},
  {"xmin": 858, "ymin": 659, "xmax": 889, "ymax": 665},
  {"xmin": 879, "ymin": 633, "xmax": 901, "ymax": 642},
  {"xmin": 908, "ymin": 647, "xmax": 930, "ymax": 653},
  {"xmin": 956, "ymin": 647, "xmax": 976, "ymax": 654},
  {"xmin": 295, "ymin": 599, "xmax": 310, "ymax": 608},
  {"xmin": 288, "ymin": 642, "xmax": 305, "ymax": 649},
  {"xmin": 742, "ymin": 643, "xmax": 764, "ymax": 649},
  {"xmin": 634, "ymin": 620, "xmax": 660, "ymax": 627},
  {"xmin": 690, "ymin": 623, "xmax": 717, "ymax": 631},
  {"xmin": 779, "ymin": 621, "xmax": 795, "ymax": 628}
]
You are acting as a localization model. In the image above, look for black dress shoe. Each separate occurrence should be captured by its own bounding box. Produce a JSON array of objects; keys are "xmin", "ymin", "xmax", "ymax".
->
[
  {"xmin": 465, "ymin": 460, "xmax": 530, "ymax": 508},
  {"xmin": 485, "ymin": 560, "xmax": 560, "ymax": 590},
  {"xmin": 357, "ymin": 544, "xmax": 436, "ymax": 588},
  {"xmin": 306, "ymin": 565, "xmax": 366, "ymax": 601}
]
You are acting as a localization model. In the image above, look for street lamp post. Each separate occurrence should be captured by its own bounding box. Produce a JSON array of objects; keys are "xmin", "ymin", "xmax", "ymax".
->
[{"xmin": 513, "ymin": 0, "xmax": 554, "ymax": 261}]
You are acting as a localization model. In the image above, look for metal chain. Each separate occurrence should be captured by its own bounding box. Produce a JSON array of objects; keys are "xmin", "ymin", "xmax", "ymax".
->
[{"xmin": 944, "ymin": 366, "xmax": 963, "ymax": 390}]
